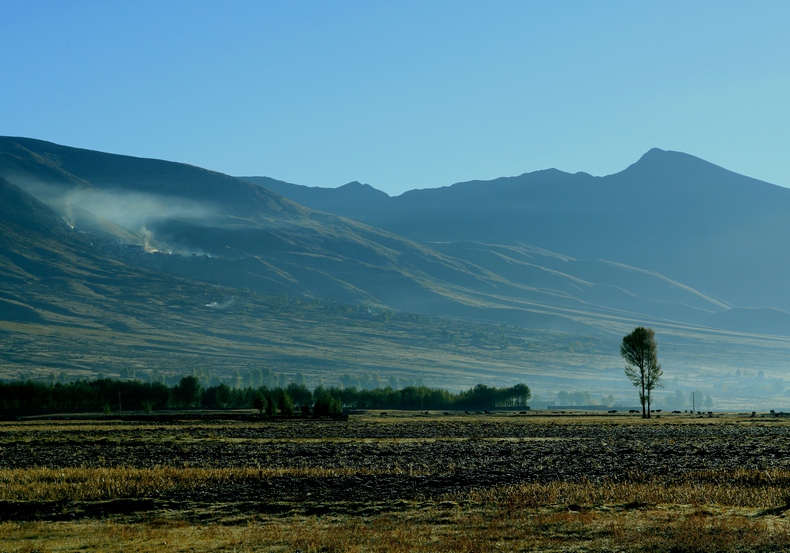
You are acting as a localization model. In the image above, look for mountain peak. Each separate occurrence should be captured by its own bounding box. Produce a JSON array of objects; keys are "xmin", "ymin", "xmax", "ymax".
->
[
  {"xmin": 339, "ymin": 181, "xmax": 377, "ymax": 191},
  {"xmin": 336, "ymin": 181, "xmax": 390, "ymax": 199},
  {"xmin": 619, "ymin": 148, "xmax": 724, "ymax": 181},
  {"xmin": 635, "ymin": 147, "xmax": 697, "ymax": 165}
]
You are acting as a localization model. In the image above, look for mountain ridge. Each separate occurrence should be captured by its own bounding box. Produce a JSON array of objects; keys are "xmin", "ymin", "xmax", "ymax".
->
[{"xmin": 242, "ymin": 147, "xmax": 790, "ymax": 312}]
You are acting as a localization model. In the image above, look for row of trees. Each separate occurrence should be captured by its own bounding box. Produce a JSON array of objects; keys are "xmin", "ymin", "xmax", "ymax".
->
[
  {"xmin": 113, "ymin": 366, "xmax": 428, "ymax": 393},
  {"xmin": 0, "ymin": 377, "xmax": 531, "ymax": 415}
]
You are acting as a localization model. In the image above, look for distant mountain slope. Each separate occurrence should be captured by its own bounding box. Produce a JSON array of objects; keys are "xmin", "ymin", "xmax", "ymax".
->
[
  {"xmin": 0, "ymin": 137, "xmax": 745, "ymax": 337},
  {"xmin": 245, "ymin": 149, "xmax": 790, "ymax": 312},
  {"xmin": 0, "ymin": 137, "xmax": 297, "ymax": 218}
]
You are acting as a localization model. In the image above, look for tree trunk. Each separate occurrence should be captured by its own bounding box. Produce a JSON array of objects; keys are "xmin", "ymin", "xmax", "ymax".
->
[{"xmin": 641, "ymin": 376, "xmax": 647, "ymax": 418}]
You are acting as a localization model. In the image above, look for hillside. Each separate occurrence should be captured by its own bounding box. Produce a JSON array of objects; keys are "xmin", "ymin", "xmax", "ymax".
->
[
  {"xmin": 0, "ymin": 137, "xmax": 500, "ymax": 315},
  {"xmin": 3, "ymin": 137, "xmax": 790, "ymax": 409}
]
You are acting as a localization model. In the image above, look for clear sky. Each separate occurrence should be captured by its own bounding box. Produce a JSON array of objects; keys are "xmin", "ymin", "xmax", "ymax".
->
[{"xmin": 3, "ymin": 0, "xmax": 789, "ymax": 195}]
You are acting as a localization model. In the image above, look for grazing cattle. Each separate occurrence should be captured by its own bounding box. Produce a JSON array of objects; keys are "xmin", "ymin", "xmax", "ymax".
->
[
  {"xmin": 629, "ymin": 409, "xmax": 639, "ymax": 414},
  {"xmin": 672, "ymin": 410, "xmax": 681, "ymax": 414},
  {"xmin": 608, "ymin": 410, "xmax": 617, "ymax": 414}
]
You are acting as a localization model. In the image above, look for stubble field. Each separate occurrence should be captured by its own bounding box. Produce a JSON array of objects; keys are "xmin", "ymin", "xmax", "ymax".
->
[{"xmin": 1, "ymin": 412, "xmax": 790, "ymax": 552}]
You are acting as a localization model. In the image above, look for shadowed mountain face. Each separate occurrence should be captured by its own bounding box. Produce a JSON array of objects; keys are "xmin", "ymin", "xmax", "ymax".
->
[
  {"xmin": 0, "ymin": 137, "xmax": 741, "ymax": 336},
  {"xmin": 244, "ymin": 149, "xmax": 790, "ymax": 313},
  {"xmin": 5, "ymin": 136, "xmax": 790, "ymax": 337}
]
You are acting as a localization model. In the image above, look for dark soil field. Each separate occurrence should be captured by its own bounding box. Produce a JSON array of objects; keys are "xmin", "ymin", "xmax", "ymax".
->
[{"xmin": 2, "ymin": 412, "xmax": 790, "ymax": 552}]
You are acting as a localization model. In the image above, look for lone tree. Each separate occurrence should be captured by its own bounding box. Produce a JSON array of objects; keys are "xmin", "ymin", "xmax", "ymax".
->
[{"xmin": 621, "ymin": 326, "xmax": 662, "ymax": 418}]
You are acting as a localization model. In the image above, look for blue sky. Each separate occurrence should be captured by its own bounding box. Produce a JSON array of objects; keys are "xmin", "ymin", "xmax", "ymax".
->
[{"xmin": 3, "ymin": 0, "xmax": 789, "ymax": 195}]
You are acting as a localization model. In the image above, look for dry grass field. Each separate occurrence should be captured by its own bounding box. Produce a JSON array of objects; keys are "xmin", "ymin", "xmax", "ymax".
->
[{"xmin": 1, "ymin": 411, "xmax": 790, "ymax": 552}]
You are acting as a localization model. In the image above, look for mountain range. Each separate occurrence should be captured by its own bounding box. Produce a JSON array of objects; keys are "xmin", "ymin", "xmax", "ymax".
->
[
  {"xmin": 244, "ymin": 149, "xmax": 790, "ymax": 318},
  {"xmin": 2, "ymin": 136, "xmax": 789, "ymax": 408}
]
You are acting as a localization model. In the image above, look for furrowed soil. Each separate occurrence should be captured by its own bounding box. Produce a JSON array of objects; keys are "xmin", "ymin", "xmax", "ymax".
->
[{"xmin": 2, "ymin": 412, "xmax": 790, "ymax": 552}]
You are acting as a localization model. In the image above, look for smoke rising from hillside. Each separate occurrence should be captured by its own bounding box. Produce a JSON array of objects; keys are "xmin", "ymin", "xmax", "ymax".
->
[
  {"xmin": 206, "ymin": 297, "xmax": 236, "ymax": 309},
  {"xmin": 24, "ymin": 183, "xmax": 218, "ymax": 230}
]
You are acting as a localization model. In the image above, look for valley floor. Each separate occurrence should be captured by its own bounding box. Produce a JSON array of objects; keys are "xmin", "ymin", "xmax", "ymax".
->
[{"xmin": 1, "ymin": 412, "xmax": 790, "ymax": 552}]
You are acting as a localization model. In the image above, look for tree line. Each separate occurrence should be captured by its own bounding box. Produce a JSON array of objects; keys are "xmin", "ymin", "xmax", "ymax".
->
[{"xmin": 0, "ymin": 377, "xmax": 531, "ymax": 415}]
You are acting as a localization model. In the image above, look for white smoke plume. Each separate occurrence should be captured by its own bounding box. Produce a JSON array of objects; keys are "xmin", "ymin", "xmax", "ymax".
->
[
  {"xmin": 139, "ymin": 226, "xmax": 159, "ymax": 253},
  {"xmin": 205, "ymin": 296, "xmax": 236, "ymax": 309},
  {"xmin": 16, "ymin": 180, "xmax": 217, "ymax": 231}
]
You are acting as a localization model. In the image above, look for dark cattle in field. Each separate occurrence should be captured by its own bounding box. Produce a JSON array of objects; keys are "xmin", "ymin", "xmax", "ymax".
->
[
  {"xmin": 608, "ymin": 410, "xmax": 617, "ymax": 414},
  {"xmin": 629, "ymin": 410, "xmax": 639, "ymax": 414}
]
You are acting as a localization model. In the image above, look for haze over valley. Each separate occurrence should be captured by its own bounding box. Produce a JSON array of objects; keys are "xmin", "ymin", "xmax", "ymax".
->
[{"xmin": 2, "ymin": 137, "xmax": 789, "ymax": 411}]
